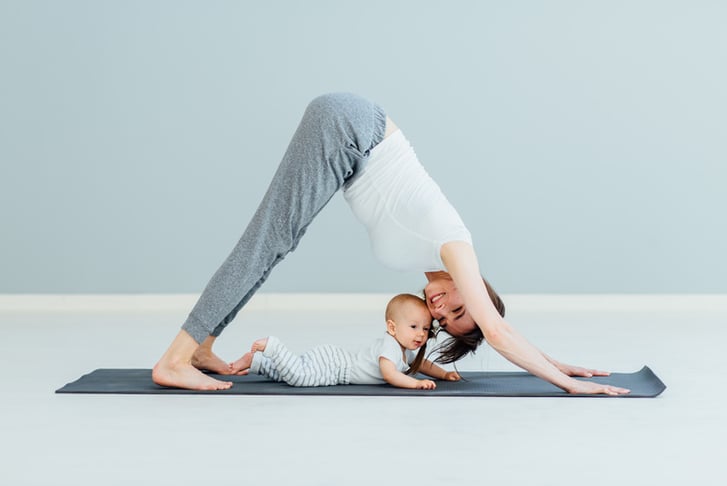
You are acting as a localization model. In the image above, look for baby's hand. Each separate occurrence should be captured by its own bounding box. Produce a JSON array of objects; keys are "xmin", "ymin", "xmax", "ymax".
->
[
  {"xmin": 416, "ymin": 379, "xmax": 436, "ymax": 390},
  {"xmin": 444, "ymin": 371, "xmax": 461, "ymax": 381}
]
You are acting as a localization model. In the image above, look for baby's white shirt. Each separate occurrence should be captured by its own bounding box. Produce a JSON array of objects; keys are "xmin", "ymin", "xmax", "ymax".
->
[{"xmin": 349, "ymin": 333, "xmax": 415, "ymax": 385}]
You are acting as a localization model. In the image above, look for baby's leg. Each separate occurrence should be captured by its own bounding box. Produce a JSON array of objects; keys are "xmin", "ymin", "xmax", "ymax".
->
[
  {"xmin": 228, "ymin": 337, "xmax": 269, "ymax": 374},
  {"xmin": 262, "ymin": 336, "xmax": 349, "ymax": 387},
  {"xmin": 228, "ymin": 351, "xmax": 254, "ymax": 375},
  {"xmin": 251, "ymin": 337, "xmax": 268, "ymax": 353},
  {"xmin": 248, "ymin": 354, "xmax": 283, "ymax": 382}
]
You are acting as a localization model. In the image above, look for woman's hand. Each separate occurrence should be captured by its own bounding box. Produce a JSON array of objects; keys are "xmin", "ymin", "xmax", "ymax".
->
[
  {"xmin": 566, "ymin": 380, "xmax": 630, "ymax": 396},
  {"xmin": 545, "ymin": 355, "xmax": 611, "ymax": 378},
  {"xmin": 443, "ymin": 371, "xmax": 461, "ymax": 381},
  {"xmin": 557, "ymin": 362, "xmax": 611, "ymax": 378}
]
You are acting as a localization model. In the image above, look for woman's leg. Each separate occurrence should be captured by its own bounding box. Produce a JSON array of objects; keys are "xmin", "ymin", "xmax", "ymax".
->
[
  {"xmin": 153, "ymin": 93, "xmax": 386, "ymax": 390},
  {"xmin": 183, "ymin": 93, "xmax": 386, "ymax": 342}
]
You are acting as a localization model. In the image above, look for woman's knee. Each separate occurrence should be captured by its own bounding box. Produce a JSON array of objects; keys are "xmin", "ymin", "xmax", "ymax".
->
[
  {"xmin": 308, "ymin": 92, "xmax": 352, "ymax": 112},
  {"xmin": 304, "ymin": 92, "xmax": 369, "ymax": 123}
]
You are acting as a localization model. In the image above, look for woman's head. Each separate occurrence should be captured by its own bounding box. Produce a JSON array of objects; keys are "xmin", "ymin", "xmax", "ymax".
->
[
  {"xmin": 423, "ymin": 272, "xmax": 476, "ymax": 336},
  {"xmin": 423, "ymin": 273, "xmax": 505, "ymax": 364}
]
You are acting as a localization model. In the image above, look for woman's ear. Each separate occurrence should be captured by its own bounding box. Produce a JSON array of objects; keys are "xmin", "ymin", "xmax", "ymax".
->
[{"xmin": 386, "ymin": 319, "xmax": 397, "ymax": 336}]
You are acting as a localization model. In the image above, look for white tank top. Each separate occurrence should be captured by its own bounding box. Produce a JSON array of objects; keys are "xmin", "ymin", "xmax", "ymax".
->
[{"xmin": 343, "ymin": 130, "xmax": 472, "ymax": 272}]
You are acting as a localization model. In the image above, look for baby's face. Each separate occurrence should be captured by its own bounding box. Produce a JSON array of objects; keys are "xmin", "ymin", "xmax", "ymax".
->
[{"xmin": 390, "ymin": 304, "xmax": 433, "ymax": 350}]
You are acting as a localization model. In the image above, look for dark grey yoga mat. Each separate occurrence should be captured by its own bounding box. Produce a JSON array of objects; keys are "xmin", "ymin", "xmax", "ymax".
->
[{"xmin": 56, "ymin": 366, "xmax": 665, "ymax": 397}]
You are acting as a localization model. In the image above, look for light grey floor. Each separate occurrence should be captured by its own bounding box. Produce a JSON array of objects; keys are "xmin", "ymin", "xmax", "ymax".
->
[{"xmin": 1, "ymin": 299, "xmax": 724, "ymax": 486}]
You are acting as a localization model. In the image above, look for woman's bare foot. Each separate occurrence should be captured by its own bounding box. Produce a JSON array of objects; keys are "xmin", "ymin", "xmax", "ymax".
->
[
  {"xmin": 153, "ymin": 361, "xmax": 232, "ymax": 390},
  {"xmin": 190, "ymin": 335, "xmax": 231, "ymax": 375},
  {"xmin": 251, "ymin": 337, "xmax": 268, "ymax": 353},
  {"xmin": 191, "ymin": 348, "xmax": 231, "ymax": 375},
  {"xmin": 152, "ymin": 330, "xmax": 233, "ymax": 391},
  {"xmin": 229, "ymin": 351, "xmax": 254, "ymax": 375}
]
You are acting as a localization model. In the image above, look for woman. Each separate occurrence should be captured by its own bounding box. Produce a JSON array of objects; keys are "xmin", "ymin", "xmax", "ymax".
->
[{"xmin": 152, "ymin": 93, "xmax": 629, "ymax": 395}]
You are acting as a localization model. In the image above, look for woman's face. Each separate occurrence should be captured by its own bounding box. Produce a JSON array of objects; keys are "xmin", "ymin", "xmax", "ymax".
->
[{"xmin": 424, "ymin": 275, "xmax": 477, "ymax": 337}]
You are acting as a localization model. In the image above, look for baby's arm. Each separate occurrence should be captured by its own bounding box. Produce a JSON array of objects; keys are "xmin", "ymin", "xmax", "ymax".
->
[
  {"xmin": 379, "ymin": 357, "xmax": 436, "ymax": 389},
  {"xmin": 418, "ymin": 359, "xmax": 461, "ymax": 381}
]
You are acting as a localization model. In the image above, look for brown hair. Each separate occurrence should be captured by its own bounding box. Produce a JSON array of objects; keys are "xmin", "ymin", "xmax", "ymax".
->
[
  {"xmin": 405, "ymin": 326, "xmax": 436, "ymax": 375},
  {"xmin": 431, "ymin": 278, "xmax": 506, "ymax": 365}
]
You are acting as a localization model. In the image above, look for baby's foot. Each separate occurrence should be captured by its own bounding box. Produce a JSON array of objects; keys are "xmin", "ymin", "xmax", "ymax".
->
[
  {"xmin": 251, "ymin": 337, "xmax": 269, "ymax": 353},
  {"xmin": 229, "ymin": 351, "xmax": 254, "ymax": 375}
]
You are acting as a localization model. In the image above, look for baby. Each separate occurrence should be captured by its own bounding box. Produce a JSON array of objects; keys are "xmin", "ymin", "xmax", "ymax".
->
[{"xmin": 230, "ymin": 293, "xmax": 460, "ymax": 389}]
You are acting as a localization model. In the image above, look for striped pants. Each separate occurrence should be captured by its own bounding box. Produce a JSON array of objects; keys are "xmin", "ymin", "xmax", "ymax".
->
[{"xmin": 250, "ymin": 336, "xmax": 353, "ymax": 387}]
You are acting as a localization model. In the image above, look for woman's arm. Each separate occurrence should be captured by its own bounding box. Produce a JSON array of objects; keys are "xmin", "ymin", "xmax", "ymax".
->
[
  {"xmin": 379, "ymin": 357, "xmax": 436, "ymax": 389},
  {"xmin": 440, "ymin": 241, "xmax": 629, "ymax": 395},
  {"xmin": 544, "ymin": 354, "xmax": 610, "ymax": 377},
  {"xmin": 418, "ymin": 359, "xmax": 461, "ymax": 381}
]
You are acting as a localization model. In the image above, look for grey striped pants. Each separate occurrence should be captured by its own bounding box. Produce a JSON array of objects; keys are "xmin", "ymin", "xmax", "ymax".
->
[
  {"xmin": 182, "ymin": 93, "xmax": 387, "ymax": 343},
  {"xmin": 250, "ymin": 336, "xmax": 353, "ymax": 387}
]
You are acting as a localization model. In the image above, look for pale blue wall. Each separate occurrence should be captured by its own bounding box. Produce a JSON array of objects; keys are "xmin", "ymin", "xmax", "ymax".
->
[{"xmin": 1, "ymin": 1, "xmax": 725, "ymax": 293}]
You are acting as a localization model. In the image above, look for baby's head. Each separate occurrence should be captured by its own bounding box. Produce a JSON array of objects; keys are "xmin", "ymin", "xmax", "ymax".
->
[{"xmin": 385, "ymin": 293, "xmax": 434, "ymax": 351}]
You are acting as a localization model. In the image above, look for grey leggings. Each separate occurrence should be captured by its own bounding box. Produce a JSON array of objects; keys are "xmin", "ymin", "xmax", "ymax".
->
[{"xmin": 182, "ymin": 93, "xmax": 387, "ymax": 343}]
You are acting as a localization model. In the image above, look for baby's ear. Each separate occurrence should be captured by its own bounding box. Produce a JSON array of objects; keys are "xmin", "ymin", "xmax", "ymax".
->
[{"xmin": 386, "ymin": 319, "xmax": 397, "ymax": 336}]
